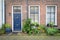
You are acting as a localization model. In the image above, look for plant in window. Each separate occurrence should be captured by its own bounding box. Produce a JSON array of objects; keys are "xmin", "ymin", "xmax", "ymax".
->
[{"xmin": 47, "ymin": 22, "xmax": 54, "ymax": 27}]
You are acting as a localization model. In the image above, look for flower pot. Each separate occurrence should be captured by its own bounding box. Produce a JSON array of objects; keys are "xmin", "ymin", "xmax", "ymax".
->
[{"xmin": 5, "ymin": 28, "xmax": 12, "ymax": 34}]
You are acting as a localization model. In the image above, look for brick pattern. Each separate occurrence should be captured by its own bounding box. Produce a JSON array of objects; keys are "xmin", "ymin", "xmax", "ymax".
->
[{"xmin": 5, "ymin": 0, "xmax": 60, "ymax": 28}]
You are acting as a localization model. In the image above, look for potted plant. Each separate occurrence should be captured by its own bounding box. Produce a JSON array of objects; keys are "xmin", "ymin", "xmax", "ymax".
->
[
  {"xmin": 5, "ymin": 24, "xmax": 12, "ymax": 33},
  {"xmin": 47, "ymin": 22, "xmax": 54, "ymax": 27}
]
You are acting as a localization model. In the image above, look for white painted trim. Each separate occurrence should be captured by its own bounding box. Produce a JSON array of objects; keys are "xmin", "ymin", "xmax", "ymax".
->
[
  {"xmin": 12, "ymin": 5, "xmax": 22, "ymax": 32},
  {"xmin": 29, "ymin": 5, "xmax": 40, "ymax": 24},
  {"xmin": 0, "ymin": 0, "xmax": 3, "ymax": 28},
  {"xmin": 46, "ymin": 5, "xmax": 57, "ymax": 25},
  {"xmin": 2, "ymin": 0, "xmax": 5, "ymax": 24}
]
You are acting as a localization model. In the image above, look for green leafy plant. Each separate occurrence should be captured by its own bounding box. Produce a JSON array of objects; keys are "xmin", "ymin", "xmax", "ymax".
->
[
  {"xmin": 5, "ymin": 24, "xmax": 11, "ymax": 28},
  {"xmin": 46, "ymin": 27, "xmax": 59, "ymax": 35},
  {"xmin": 37, "ymin": 25, "xmax": 46, "ymax": 33},
  {"xmin": 31, "ymin": 22, "xmax": 39, "ymax": 27},
  {"xmin": 4, "ymin": 24, "xmax": 12, "ymax": 33},
  {"xmin": 47, "ymin": 22, "xmax": 54, "ymax": 27},
  {"xmin": 58, "ymin": 29, "xmax": 60, "ymax": 33},
  {"xmin": 0, "ymin": 29, "xmax": 5, "ymax": 35},
  {"xmin": 22, "ymin": 19, "xmax": 32, "ymax": 34},
  {"xmin": 28, "ymin": 30, "xmax": 33, "ymax": 35},
  {"xmin": 22, "ymin": 19, "xmax": 40, "ymax": 35},
  {"xmin": 0, "ymin": 24, "xmax": 5, "ymax": 35},
  {"xmin": 32, "ymin": 28, "xmax": 40, "ymax": 34}
]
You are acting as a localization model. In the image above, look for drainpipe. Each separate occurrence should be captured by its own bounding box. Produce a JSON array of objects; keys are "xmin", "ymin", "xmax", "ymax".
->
[
  {"xmin": 2, "ymin": 0, "xmax": 5, "ymax": 24},
  {"xmin": 26, "ymin": 0, "xmax": 28, "ymax": 19},
  {"xmin": 0, "ymin": 0, "xmax": 4, "ymax": 28}
]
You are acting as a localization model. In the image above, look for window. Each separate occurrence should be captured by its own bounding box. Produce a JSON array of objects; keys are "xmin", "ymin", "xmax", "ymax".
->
[
  {"xmin": 13, "ymin": 6, "xmax": 21, "ymax": 13},
  {"xmin": 29, "ymin": 6, "xmax": 39, "ymax": 23},
  {"xmin": 46, "ymin": 5, "xmax": 57, "ymax": 25}
]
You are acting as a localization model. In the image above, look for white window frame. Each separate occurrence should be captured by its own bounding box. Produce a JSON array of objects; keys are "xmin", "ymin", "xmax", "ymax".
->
[
  {"xmin": 46, "ymin": 5, "xmax": 57, "ymax": 25},
  {"xmin": 12, "ymin": 5, "xmax": 22, "ymax": 32},
  {"xmin": 29, "ymin": 5, "xmax": 40, "ymax": 24}
]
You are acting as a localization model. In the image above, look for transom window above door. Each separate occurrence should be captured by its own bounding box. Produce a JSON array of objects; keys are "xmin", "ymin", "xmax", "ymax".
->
[
  {"xmin": 29, "ymin": 5, "xmax": 40, "ymax": 23},
  {"xmin": 13, "ymin": 6, "xmax": 21, "ymax": 13},
  {"xmin": 46, "ymin": 5, "xmax": 57, "ymax": 25}
]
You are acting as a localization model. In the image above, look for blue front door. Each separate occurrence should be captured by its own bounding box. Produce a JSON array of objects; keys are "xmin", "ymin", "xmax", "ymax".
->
[
  {"xmin": 13, "ymin": 13, "xmax": 21, "ymax": 31},
  {"xmin": 12, "ymin": 6, "xmax": 21, "ymax": 32}
]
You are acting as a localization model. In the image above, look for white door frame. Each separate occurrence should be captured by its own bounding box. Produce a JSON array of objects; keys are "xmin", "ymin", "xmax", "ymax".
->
[{"xmin": 12, "ymin": 5, "xmax": 22, "ymax": 32}]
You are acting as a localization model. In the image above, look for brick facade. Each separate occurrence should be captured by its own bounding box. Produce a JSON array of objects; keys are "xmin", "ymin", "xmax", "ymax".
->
[{"xmin": 5, "ymin": 0, "xmax": 60, "ymax": 28}]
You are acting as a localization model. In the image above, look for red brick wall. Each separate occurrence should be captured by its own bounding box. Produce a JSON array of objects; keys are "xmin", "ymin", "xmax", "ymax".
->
[{"xmin": 5, "ymin": 0, "xmax": 60, "ymax": 28}]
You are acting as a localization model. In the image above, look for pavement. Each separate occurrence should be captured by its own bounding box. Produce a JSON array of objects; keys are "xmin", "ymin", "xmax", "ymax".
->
[{"xmin": 0, "ymin": 32, "xmax": 60, "ymax": 40}]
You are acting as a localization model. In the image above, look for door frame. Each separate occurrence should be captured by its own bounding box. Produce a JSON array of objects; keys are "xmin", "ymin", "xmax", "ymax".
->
[{"xmin": 12, "ymin": 5, "xmax": 22, "ymax": 32}]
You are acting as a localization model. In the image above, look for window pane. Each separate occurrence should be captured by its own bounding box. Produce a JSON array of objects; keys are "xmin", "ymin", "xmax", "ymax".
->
[
  {"xmin": 30, "ymin": 6, "xmax": 39, "ymax": 14},
  {"xmin": 35, "ymin": 14, "xmax": 39, "ymax": 22},
  {"xmin": 35, "ymin": 6, "xmax": 39, "ymax": 14},
  {"xmin": 47, "ymin": 19, "xmax": 50, "ymax": 24},
  {"xmin": 30, "ymin": 6, "xmax": 35, "ymax": 14},
  {"xmin": 51, "ymin": 12, "xmax": 55, "ymax": 19},
  {"xmin": 47, "ymin": 12, "xmax": 50, "ymax": 18},
  {"xmin": 35, "ymin": 14, "xmax": 39, "ymax": 19},
  {"xmin": 47, "ymin": 6, "xmax": 51, "ymax": 12},
  {"xmin": 51, "ymin": 6, "xmax": 55, "ymax": 12},
  {"xmin": 51, "ymin": 19, "xmax": 55, "ymax": 23},
  {"xmin": 13, "ymin": 6, "xmax": 21, "ymax": 13},
  {"xmin": 30, "ymin": 14, "xmax": 35, "ymax": 22}
]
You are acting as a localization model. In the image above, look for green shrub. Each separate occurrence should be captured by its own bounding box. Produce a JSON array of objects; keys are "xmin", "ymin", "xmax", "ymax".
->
[
  {"xmin": 31, "ymin": 22, "xmax": 39, "ymax": 27},
  {"xmin": 22, "ymin": 19, "xmax": 32, "ymax": 34},
  {"xmin": 46, "ymin": 27, "xmax": 59, "ymax": 35},
  {"xmin": 22, "ymin": 19, "xmax": 40, "ymax": 35},
  {"xmin": 5, "ymin": 24, "xmax": 11, "ymax": 28},
  {"xmin": 28, "ymin": 30, "xmax": 33, "ymax": 35},
  {"xmin": 37, "ymin": 25, "xmax": 46, "ymax": 33},
  {"xmin": 47, "ymin": 22, "xmax": 54, "ymax": 27},
  {"xmin": 32, "ymin": 29, "xmax": 40, "ymax": 34},
  {"xmin": 39, "ymin": 25, "xmax": 45, "ymax": 29},
  {"xmin": 0, "ymin": 29, "xmax": 5, "ymax": 35},
  {"xmin": 58, "ymin": 29, "xmax": 60, "ymax": 33},
  {"xmin": 0, "ymin": 24, "xmax": 5, "ymax": 35}
]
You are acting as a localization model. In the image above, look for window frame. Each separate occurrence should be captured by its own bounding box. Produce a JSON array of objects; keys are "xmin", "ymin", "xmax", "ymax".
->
[
  {"xmin": 13, "ymin": 6, "xmax": 21, "ymax": 13},
  {"xmin": 46, "ymin": 5, "xmax": 57, "ymax": 25},
  {"xmin": 29, "ymin": 5, "xmax": 40, "ymax": 24}
]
